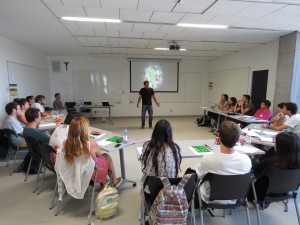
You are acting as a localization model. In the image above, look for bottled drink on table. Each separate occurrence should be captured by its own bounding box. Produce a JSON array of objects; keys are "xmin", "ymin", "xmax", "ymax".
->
[
  {"xmin": 122, "ymin": 125, "xmax": 128, "ymax": 143},
  {"xmin": 246, "ymin": 128, "xmax": 251, "ymax": 145}
]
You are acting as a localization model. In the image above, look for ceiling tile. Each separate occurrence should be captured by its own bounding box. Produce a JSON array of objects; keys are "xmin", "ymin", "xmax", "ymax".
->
[
  {"xmin": 205, "ymin": 0, "xmax": 252, "ymax": 16},
  {"xmin": 94, "ymin": 29, "xmax": 120, "ymax": 37},
  {"xmin": 263, "ymin": 5, "xmax": 300, "ymax": 20},
  {"xmin": 106, "ymin": 22, "xmax": 134, "ymax": 31},
  {"xmin": 62, "ymin": 21, "xmax": 96, "ymax": 36},
  {"xmin": 150, "ymin": 11, "xmax": 185, "ymax": 24},
  {"xmin": 85, "ymin": 7, "xmax": 119, "ymax": 19},
  {"xmin": 61, "ymin": 0, "xmax": 101, "ymax": 7},
  {"xmin": 119, "ymin": 30, "xmax": 143, "ymax": 38},
  {"xmin": 133, "ymin": 23, "xmax": 161, "ymax": 32},
  {"xmin": 47, "ymin": 5, "xmax": 86, "ymax": 17},
  {"xmin": 42, "ymin": 0, "xmax": 63, "ymax": 6},
  {"xmin": 208, "ymin": 15, "xmax": 246, "ymax": 26},
  {"xmin": 100, "ymin": 0, "xmax": 138, "ymax": 9},
  {"xmin": 236, "ymin": 2, "xmax": 285, "ymax": 18},
  {"xmin": 179, "ymin": 13, "xmax": 215, "ymax": 24},
  {"xmin": 173, "ymin": 0, "xmax": 216, "ymax": 13},
  {"xmin": 138, "ymin": 0, "xmax": 176, "ymax": 11},
  {"xmin": 128, "ymin": 39, "xmax": 150, "ymax": 48},
  {"xmin": 120, "ymin": 9, "xmax": 152, "ymax": 22}
]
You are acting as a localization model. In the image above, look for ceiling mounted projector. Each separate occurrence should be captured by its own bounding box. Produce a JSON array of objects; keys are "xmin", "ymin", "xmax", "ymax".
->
[{"xmin": 169, "ymin": 42, "xmax": 181, "ymax": 51}]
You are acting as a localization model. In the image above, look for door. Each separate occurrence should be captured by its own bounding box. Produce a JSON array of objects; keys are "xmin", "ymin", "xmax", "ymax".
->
[{"xmin": 251, "ymin": 70, "xmax": 269, "ymax": 111}]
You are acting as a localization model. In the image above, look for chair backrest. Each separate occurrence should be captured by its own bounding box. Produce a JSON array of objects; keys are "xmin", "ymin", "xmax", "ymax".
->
[
  {"xmin": 143, "ymin": 174, "xmax": 196, "ymax": 206},
  {"xmin": 0, "ymin": 129, "xmax": 10, "ymax": 149},
  {"xmin": 2, "ymin": 128, "xmax": 18, "ymax": 145},
  {"xmin": 263, "ymin": 167, "xmax": 300, "ymax": 195},
  {"xmin": 24, "ymin": 136, "xmax": 41, "ymax": 160},
  {"xmin": 84, "ymin": 101, "xmax": 92, "ymax": 105},
  {"xmin": 202, "ymin": 172, "xmax": 252, "ymax": 201},
  {"xmin": 37, "ymin": 140, "xmax": 55, "ymax": 173},
  {"xmin": 65, "ymin": 102, "xmax": 76, "ymax": 109},
  {"xmin": 64, "ymin": 111, "xmax": 80, "ymax": 125}
]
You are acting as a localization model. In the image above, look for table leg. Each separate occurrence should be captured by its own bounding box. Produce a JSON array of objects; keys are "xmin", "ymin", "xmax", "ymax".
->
[
  {"xmin": 117, "ymin": 148, "xmax": 136, "ymax": 190},
  {"xmin": 107, "ymin": 107, "xmax": 115, "ymax": 125}
]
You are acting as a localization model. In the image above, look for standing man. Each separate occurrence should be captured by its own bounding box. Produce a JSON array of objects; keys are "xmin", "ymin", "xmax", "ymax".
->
[
  {"xmin": 53, "ymin": 93, "xmax": 65, "ymax": 110},
  {"xmin": 137, "ymin": 81, "xmax": 160, "ymax": 128}
]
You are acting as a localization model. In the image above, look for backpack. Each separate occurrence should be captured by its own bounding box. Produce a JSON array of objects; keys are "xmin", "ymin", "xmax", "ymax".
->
[
  {"xmin": 148, "ymin": 174, "xmax": 191, "ymax": 225},
  {"xmin": 94, "ymin": 185, "xmax": 119, "ymax": 220}
]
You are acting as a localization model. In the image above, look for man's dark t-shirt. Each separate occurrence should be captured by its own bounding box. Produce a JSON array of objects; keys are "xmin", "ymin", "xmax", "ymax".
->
[{"xmin": 139, "ymin": 88, "xmax": 154, "ymax": 105}]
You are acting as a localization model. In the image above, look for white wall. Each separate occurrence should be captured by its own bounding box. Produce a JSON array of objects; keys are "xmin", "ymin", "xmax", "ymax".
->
[
  {"xmin": 209, "ymin": 41, "xmax": 279, "ymax": 105},
  {"xmin": 0, "ymin": 35, "xmax": 47, "ymax": 122},
  {"xmin": 47, "ymin": 56, "xmax": 209, "ymax": 117}
]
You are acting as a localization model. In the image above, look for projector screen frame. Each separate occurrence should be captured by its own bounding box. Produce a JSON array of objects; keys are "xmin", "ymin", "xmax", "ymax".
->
[{"xmin": 129, "ymin": 58, "xmax": 180, "ymax": 93}]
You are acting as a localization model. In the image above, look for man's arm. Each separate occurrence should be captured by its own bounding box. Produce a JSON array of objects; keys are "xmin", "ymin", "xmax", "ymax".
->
[
  {"xmin": 152, "ymin": 95, "xmax": 160, "ymax": 107},
  {"xmin": 264, "ymin": 123, "xmax": 288, "ymax": 131},
  {"xmin": 240, "ymin": 104, "xmax": 250, "ymax": 115},
  {"xmin": 137, "ymin": 95, "xmax": 142, "ymax": 108}
]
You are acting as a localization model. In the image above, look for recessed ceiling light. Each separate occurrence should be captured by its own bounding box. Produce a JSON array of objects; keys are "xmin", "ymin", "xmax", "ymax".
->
[
  {"xmin": 61, "ymin": 17, "xmax": 121, "ymax": 23},
  {"xmin": 177, "ymin": 23, "xmax": 228, "ymax": 29}
]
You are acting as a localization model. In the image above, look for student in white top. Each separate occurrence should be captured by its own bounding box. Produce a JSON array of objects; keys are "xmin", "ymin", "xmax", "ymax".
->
[
  {"xmin": 31, "ymin": 95, "xmax": 54, "ymax": 119},
  {"xmin": 195, "ymin": 121, "xmax": 251, "ymax": 204},
  {"xmin": 264, "ymin": 102, "xmax": 300, "ymax": 134}
]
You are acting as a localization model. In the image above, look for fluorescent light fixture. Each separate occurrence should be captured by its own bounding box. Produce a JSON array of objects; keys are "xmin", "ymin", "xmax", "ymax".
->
[
  {"xmin": 61, "ymin": 17, "xmax": 121, "ymax": 23},
  {"xmin": 177, "ymin": 23, "xmax": 228, "ymax": 29},
  {"xmin": 154, "ymin": 48, "xmax": 169, "ymax": 51},
  {"xmin": 154, "ymin": 48, "xmax": 187, "ymax": 51}
]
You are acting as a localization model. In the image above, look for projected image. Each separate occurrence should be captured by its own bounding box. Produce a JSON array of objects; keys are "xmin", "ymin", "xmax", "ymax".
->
[{"xmin": 144, "ymin": 64, "xmax": 163, "ymax": 89}]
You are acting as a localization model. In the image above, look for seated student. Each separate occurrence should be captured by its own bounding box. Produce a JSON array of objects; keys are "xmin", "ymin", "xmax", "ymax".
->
[
  {"xmin": 57, "ymin": 116, "xmax": 122, "ymax": 189},
  {"xmin": 270, "ymin": 102, "xmax": 289, "ymax": 127},
  {"xmin": 253, "ymin": 100, "xmax": 273, "ymax": 120},
  {"xmin": 236, "ymin": 94, "xmax": 255, "ymax": 116},
  {"xmin": 26, "ymin": 95, "xmax": 35, "ymax": 107},
  {"xmin": 218, "ymin": 94, "xmax": 229, "ymax": 111},
  {"xmin": 23, "ymin": 108, "xmax": 50, "ymax": 145},
  {"xmin": 31, "ymin": 95, "xmax": 53, "ymax": 119},
  {"xmin": 195, "ymin": 121, "xmax": 251, "ymax": 204},
  {"xmin": 264, "ymin": 102, "xmax": 300, "ymax": 133},
  {"xmin": 52, "ymin": 93, "xmax": 65, "ymax": 110},
  {"xmin": 140, "ymin": 119, "xmax": 182, "ymax": 183},
  {"xmin": 2, "ymin": 102, "xmax": 27, "ymax": 147},
  {"xmin": 248, "ymin": 132, "xmax": 300, "ymax": 207},
  {"xmin": 227, "ymin": 97, "xmax": 238, "ymax": 112},
  {"xmin": 17, "ymin": 98, "xmax": 29, "ymax": 127}
]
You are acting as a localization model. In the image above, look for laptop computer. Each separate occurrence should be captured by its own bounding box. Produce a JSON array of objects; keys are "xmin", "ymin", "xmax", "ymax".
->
[{"xmin": 102, "ymin": 102, "xmax": 112, "ymax": 106}]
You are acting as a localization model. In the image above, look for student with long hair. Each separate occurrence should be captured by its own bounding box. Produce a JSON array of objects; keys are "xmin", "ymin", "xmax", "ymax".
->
[
  {"xmin": 249, "ymin": 132, "xmax": 300, "ymax": 205},
  {"xmin": 62, "ymin": 117, "xmax": 122, "ymax": 188},
  {"xmin": 227, "ymin": 97, "xmax": 237, "ymax": 112},
  {"xmin": 140, "ymin": 119, "xmax": 181, "ymax": 183}
]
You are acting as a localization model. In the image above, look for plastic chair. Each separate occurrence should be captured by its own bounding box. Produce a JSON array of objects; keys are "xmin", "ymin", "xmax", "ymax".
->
[
  {"xmin": 198, "ymin": 172, "xmax": 252, "ymax": 225},
  {"xmin": 140, "ymin": 174, "xmax": 197, "ymax": 225},
  {"xmin": 81, "ymin": 101, "xmax": 92, "ymax": 117},
  {"xmin": 252, "ymin": 168, "xmax": 300, "ymax": 225},
  {"xmin": 65, "ymin": 102, "xmax": 76, "ymax": 113},
  {"xmin": 2, "ymin": 128, "xmax": 28, "ymax": 175},
  {"xmin": 23, "ymin": 137, "xmax": 43, "ymax": 189},
  {"xmin": 50, "ymin": 161, "xmax": 99, "ymax": 225},
  {"xmin": 36, "ymin": 140, "xmax": 56, "ymax": 195}
]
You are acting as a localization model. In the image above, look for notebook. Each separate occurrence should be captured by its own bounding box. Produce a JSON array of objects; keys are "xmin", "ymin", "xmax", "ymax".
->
[{"xmin": 102, "ymin": 102, "xmax": 111, "ymax": 106}]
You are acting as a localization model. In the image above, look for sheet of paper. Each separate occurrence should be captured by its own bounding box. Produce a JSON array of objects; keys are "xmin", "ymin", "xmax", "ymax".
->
[
  {"xmin": 189, "ymin": 146, "xmax": 214, "ymax": 156},
  {"xmin": 97, "ymin": 139, "xmax": 112, "ymax": 146},
  {"xmin": 89, "ymin": 133, "xmax": 105, "ymax": 140},
  {"xmin": 258, "ymin": 136, "xmax": 273, "ymax": 142},
  {"xmin": 136, "ymin": 147, "xmax": 143, "ymax": 158},
  {"xmin": 234, "ymin": 145, "xmax": 258, "ymax": 154}
]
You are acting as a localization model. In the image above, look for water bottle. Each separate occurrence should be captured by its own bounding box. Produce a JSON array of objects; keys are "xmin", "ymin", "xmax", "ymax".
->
[
  {"xmin": 122, "ymin": 125, "xmax": 128, "ymax": 143},
  {"xmin": 246, "ymin": 128, "xmax": 251, "ymax": 145},
  {"xmin": 237, "ymin": 123, "xmax": 241, "ymax": 132}
]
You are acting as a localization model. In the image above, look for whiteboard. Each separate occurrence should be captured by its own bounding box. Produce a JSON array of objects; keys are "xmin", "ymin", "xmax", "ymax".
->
[
  {"xmin": 208, "ymin": 67, "xmax": 250, "ymax": 104},
  {"xmin": 7, "ymin": 61, "xmax": 50, "ymax": 102},
  {"xmin": 72, "ymin": 70, "xmax": 122, "ymax": 103}
]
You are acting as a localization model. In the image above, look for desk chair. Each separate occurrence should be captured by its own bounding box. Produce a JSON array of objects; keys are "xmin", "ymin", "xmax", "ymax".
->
[
  {"xmin": 65, "ymin": 102, "xmax": 76, "ymax": 113},
  {"xmin": 3, "ymin": 128, "xmax": 28, "ymax": 175},
  {"xmin": 252, "ymin": 168, "xmax": 300, "ymax": 225},
  {"xmin": 24, "ymin": 137, "xmax": 43, "ymax": 190},
  {"xmin": 0, "ymin": 129, "xmax": 10, "ymax": 160},
  {"xmin": 140, "ymin": 174, "xmax": 197, "ymax": 225},
  {"xmin": 81, "ymin": 101, "xmax": 92, "ymax": 117},
  {"xmin": 36, "ymin": 141, "xmax": 56, "ymax": 195},
  {"xmin": 198, "ymin": 172, "xmax": 253, "ymax": 225}
]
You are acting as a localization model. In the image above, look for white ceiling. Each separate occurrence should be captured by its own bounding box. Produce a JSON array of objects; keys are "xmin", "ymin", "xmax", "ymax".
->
[{"xmin": 1, "ymin": 0, "xmax": 300, "ymax": 60}]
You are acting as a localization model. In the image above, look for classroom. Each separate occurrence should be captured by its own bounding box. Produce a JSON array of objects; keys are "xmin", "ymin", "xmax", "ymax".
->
[{"xmin": 0, "ymin": 1, "xmax": 300, "ymax": 225}]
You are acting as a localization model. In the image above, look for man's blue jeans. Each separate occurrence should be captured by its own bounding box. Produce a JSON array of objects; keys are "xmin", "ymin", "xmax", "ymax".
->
[{"xmin": 141, "ymin": 105, "xmax": 153, "ymax": 127}]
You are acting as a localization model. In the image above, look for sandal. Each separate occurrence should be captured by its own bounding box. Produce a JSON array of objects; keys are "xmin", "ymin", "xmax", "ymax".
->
[{"xmin": 114, "ymin": 177, "xmax": 123, "ymax": 189}]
